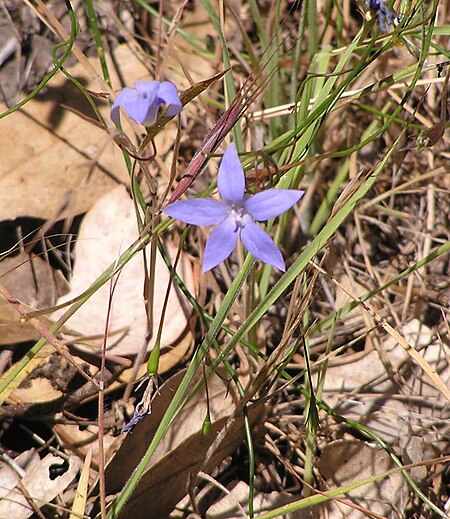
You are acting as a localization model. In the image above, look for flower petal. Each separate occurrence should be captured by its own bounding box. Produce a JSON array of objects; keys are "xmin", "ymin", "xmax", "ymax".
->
[
  {"xmin": 157, "ymin": 81, "xmax": 182, "ymax": 117},
  {"xmin": 141, "ymin": 102, "xmax": 160, "ymax": 126},
  {"xmin": 127, "ymin": 99, "xmax": 157, "ymax": 124},
  {"xmin": 112, "ymin": 89, "xmax": 154, "ymax": 125},
  {"xmin": 164, "ymin": 199, "xmax": 229, "ymax": 226},
  {"xmin": 111, "ymin": 87, "xmax": 138, "ymax": 125},
  {"xmin": 202, "ymin": 218, "xmax": 239, "ymax": 271},
  {"xmin": 135, "ymin": 81, "xmax": 160, "ymax": 99},
  {"xmin": 217, "ymin": 144, "xmax": 245, "ymax": 203},
  {"xmin": 133, "ymin": 82, "xmax": 160, "ymax": 124},
  {"xmin": 244, "ymin": 189, "xmax": 305, "ymax": 221},
  {"xmin": 240, "ymin": 219, "xmax": 285, "ymax": 271}
]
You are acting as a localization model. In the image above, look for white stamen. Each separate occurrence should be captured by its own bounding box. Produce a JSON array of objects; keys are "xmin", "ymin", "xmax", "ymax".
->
[{"xmin": 229, "ymin": 203, "xmax": 250, "ymax": 229}]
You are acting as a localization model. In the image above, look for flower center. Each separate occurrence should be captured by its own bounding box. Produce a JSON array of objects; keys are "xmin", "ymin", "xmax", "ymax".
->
[
  {"xmin": 229, "ymin": 203, "xmax": 250, "ymax": 229},
  {"xmin": 139, "ymin": 91, "xmax": 157, "ymax": 102}
]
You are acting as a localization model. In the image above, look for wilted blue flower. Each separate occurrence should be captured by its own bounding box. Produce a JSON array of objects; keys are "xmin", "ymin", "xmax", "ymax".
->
[
  {"xmin": 111, "ymin": 81, "xmax": 182, "ymax": 126},
  {"xmin": 164, "ymin": 144, "xmax": 304, "ymax": 272},
  {"xmin": 366, "ymin": 0, "xmax": 395, "ymax": 32},
  {"xmin": 121, "ymin": 408, "xmax": 147, "ymax": 433}
]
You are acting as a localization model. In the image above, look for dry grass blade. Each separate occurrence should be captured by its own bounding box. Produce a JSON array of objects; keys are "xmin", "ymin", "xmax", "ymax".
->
[
  {"xmin": 311, "ymin": 262, "xmax": 450, "ymax": 403},
  {"xmin": 70, "ymin": 447, "xmax": 92, "ymax": 519}
]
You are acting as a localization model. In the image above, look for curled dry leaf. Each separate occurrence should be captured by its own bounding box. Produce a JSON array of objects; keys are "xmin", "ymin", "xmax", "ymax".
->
[
  {"xmin": 52, "ymin": 185, "xmax": 195, "ymax": 356},
  {"xmin": 0, "ymin": 453, "xmax": 80, "ymax": 519}
]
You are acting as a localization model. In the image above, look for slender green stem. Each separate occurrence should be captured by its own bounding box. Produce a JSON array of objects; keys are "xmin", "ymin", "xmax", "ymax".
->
[
  {"xmin": 105, "ymin": 255, "xmax": 255, "ymax": 518},
  {"xmin": 244, "ymin": 405, "xmax": 256, "ymax": 518},
  {"xmin": 84, "ymin": 0, "xmax": 111, "ymax": 86}
]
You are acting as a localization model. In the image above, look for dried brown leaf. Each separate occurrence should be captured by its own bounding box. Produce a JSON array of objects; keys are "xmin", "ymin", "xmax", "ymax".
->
[
  {"xmin": 52, "ymin": 185, "xmax": 194, "ymax": 356},
  {"xmin": 206, "ymin": 480, "xmax": 311, "ymax": 519},
  {"xmin": 0, "ymin": 253, "xmax": 68, "ymax": 344},
  {"xmin": 0, "ymin": 44, "xmax": 158, "ymax": 221},
  {"xmin": 317, "ymin": 439, "xmax": 406, "ymax": 518},
  {"xmin": 100, "ymin": 369, "xmax": 265, "ymax": 518},
  {"xmin": 0, "ymin": 453, "xmax": 80, "ymax": 519}
]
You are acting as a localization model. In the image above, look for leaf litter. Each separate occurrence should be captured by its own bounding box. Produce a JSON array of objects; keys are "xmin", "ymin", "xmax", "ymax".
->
[
  {"xmin": 0, "ymin": 1, "xmax": 449, "ymax": 518},
  {"xmin": 51, "ymin": 185, "xmax": 194, "ymax": 357}
]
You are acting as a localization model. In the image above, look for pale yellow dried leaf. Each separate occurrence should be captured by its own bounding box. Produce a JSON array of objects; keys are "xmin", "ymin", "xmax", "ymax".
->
[
  {"xmin": 0, "ymin": 453, "xmax": 80, "ymax": 518},
  {"xmin": 0, "ymin": 344, "xmax": 54, "ymax": 404},
  {"xmin": 52, "ymin": 185, "xmax": 194, "ymax": 355},
  {"xmin": 9, "ymin": 377, "xmax": 62, "ymax": 404}
]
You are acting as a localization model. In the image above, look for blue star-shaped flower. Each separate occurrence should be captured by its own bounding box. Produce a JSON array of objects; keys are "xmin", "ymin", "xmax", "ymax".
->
[
  {"xmin": 111, "ymin": 81, "xmax": 182, "ymax": 126},
  {"xmin": 164, "ymin": 144, "xmax": 304, "ymax": 272}
]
